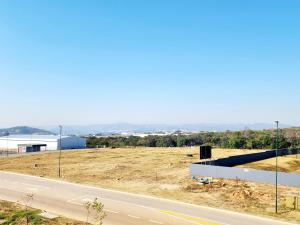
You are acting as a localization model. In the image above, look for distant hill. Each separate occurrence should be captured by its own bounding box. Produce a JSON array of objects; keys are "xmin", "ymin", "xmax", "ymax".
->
[{"xmin": 0, "ymin": 126, "xmax": 54, "ymax": 136}]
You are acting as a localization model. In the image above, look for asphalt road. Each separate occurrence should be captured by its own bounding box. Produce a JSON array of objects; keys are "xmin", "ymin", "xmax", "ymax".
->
[{"xmin": 0, "ymin": 171, "xmax": 296, "ymax": 225}]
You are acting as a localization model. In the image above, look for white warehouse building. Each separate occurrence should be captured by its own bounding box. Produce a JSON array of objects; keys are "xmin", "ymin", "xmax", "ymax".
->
[{"xmin": 0, "ymin": 135, "xmax": 86, "ymax": 152}]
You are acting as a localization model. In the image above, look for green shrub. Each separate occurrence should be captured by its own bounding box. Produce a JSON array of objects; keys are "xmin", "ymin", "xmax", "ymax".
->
[{"xmin": 3, "ymin": 210, "xmax": 43, "ymax": 225}]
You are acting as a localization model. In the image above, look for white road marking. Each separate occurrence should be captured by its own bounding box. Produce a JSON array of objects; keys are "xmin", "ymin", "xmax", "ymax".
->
[
  {"xmin": 10, "ymin": 189, "xmax": 30, "ymax": 194},
  {"xmin": 149, "ymin": 219, "xmax": 163, "ymax": 224},
  {"xmin": 67, "ymin": 195, "xmax": 97, "ymax": 206},
  {"xmin": 18, "ymin": 182, "xmax": 50, "ymax": 190},
  {"xmin": 81, "ymin": 198, "xmax": 93, "ymax": 202},
  {"xmin": 0, "ymin": 180, "xmax": 49, "ymax": 194},
  {"xmin": 104, "ymin": 209, "xmax": 119, "ymax": 214},
  {"xmin": 128, "ymin": 214, "xmax": 140, "ymax": 219},
  {"xmin": 26, "ymin": 187, "xmax": 39, "ymax": 192},
  {"xmin": 67, "ymin": 201, "xmax": 83, "ymax": 206}
]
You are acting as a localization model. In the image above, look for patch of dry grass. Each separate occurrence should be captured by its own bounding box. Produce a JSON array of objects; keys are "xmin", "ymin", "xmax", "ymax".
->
[
  {"xmin": 0, "ymin": 200, "xmax": 84, "ymax": 224},
  {"xmin": 238, "ymin": 154, "xmax": 300, "ymax": 173},
  {"xmin": 0, "ymin": 147, "xmax": 299, "ymax": 224}
]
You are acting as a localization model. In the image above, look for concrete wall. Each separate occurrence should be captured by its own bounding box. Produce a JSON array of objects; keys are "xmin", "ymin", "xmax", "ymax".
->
[{"xmin": 190, "ymin": 164, "xmax": 300, "ymax": 187}]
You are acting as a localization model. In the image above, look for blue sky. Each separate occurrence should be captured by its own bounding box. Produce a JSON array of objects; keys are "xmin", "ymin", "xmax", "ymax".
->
[{"xmin": 0, "ymin": 0, "xmax": 300, "ymax": 126}]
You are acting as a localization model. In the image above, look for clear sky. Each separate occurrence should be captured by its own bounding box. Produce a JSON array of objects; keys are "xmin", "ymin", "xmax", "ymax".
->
[{"xmin": 0, "ymin": 0, "xmax": 300, "ymax": 127}]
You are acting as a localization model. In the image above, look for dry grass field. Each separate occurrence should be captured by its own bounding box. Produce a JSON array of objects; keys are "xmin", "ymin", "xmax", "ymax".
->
[
  {"xmin": 238, "ymin": 154, "xmax": 300, "ymax": 173},
  {"xmin": 0, "ymin": 147, "xmax": 299, "ymax": 224}
]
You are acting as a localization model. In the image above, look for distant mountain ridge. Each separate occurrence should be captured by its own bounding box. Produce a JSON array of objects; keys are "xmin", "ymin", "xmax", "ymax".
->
[
  {"xmin": 40, "ymin": 123, "xmax": 292, "ymax": 135},
  {"xmin": 0, "ymin": 126, "xmax": 54, "ymax": 136}
]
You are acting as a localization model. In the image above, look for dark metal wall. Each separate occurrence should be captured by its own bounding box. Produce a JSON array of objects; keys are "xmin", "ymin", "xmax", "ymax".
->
[{"xmin": 197, "ymin": 149, "xmax": 299, "ymax": 167}]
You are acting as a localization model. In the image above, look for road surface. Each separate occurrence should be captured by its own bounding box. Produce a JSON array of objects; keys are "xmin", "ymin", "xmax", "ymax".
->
[{"xmin": 0, "ymin": 171, "xmax": 296, "ymax": 225}]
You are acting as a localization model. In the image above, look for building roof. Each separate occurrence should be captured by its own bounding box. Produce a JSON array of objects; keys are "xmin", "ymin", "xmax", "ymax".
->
[{"xmin": 0, "ymin": 135, "xmax": 71, "ymax": 140}]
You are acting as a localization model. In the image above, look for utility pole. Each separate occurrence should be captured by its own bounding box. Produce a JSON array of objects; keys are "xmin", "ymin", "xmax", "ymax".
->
[
  {"xmin": 275, "ymin": 121, "xmax": 279, "ymax": 214},
  {"xmin": 58, "ymin": 125, "xmax": 63, "ymax": 178},
  {"xmin": 6, "ymin": 132, "xmax": 9, "ymax": 157}
]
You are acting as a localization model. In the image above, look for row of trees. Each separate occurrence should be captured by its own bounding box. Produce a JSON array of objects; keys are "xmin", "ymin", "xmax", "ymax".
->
[{"xmin": 87, "ymin": 128, "xmax": 300, "ymax": 149}]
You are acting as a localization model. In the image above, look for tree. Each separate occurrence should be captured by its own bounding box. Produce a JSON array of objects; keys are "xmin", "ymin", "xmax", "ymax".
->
[
  {"xmin": 177, "ymin": 136, "xmax": 187, "ymax": 147},
  {"xmin": 144, "ymin": 136, "xmax": 157, "ymax": 147},
  {"xmin": 22, "ymin": 193, "xmax": 35, "ymax": 225},
  {"xmin": 85, "ymin": 198, "xmax": 106, "ymax": 225},
  {"xmin": 86, "ymin": 128, "xmax": 300, "ymax": 150},
  {"xmin": 228, "ymin": 133, "xmax": 247, "ymax": 149}
]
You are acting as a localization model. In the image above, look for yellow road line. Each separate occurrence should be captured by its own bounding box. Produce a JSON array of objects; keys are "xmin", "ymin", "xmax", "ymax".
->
[{"xmin": 160, "ymin": 210, "xmax": 220, "ymax": 225}]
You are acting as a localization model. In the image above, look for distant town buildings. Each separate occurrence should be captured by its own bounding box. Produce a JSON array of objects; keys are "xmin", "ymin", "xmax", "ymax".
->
[{"xmin": 90, "ymin": 130, "xmax": 200, "ymax": 138}]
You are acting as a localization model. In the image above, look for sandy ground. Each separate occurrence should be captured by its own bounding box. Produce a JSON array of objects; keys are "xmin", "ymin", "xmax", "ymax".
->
[
  {"xmin": 0, "ymin": 147, "xmax": 299, "ymax": 224},
  {"xmin": 238, "ymin": 154, "xmax": 300, "ymax": 173}
]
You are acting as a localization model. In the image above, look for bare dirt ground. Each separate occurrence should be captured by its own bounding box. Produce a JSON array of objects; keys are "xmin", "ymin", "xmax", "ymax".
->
[
  {"xmin": 238, "ymin": 154, "xmax": 300, "ymax": 173},
  {"xmin": 0, "ymin": 147, "xmax": 299, "ymax": 224}
]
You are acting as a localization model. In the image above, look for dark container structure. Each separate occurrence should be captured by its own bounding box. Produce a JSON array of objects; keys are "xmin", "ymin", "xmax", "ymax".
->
[{"xmin": 200, "ymin": 145, "xmax": 212, "ymax": 160}]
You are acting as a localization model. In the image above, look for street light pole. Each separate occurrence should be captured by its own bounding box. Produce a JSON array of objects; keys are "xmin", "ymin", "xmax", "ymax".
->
[
  {"xmin": 58, "ymin": 125, "xmax": 62, "ymax": 178},
  {"xmin": 275, "ymin": 121, "xmax": 279, "ymax": 214},
  {"xmin": 6, "ymin": 132, "xmax": 9, "ymax": 157}
]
